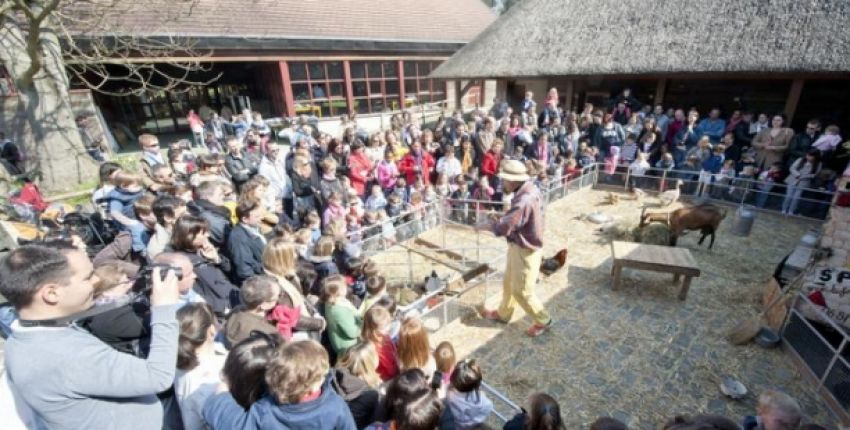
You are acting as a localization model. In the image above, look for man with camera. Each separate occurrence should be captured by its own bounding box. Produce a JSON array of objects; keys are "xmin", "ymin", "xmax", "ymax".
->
[{"xmin": 0, "ymin": 244, "xmax": 181, "ymax": 429}]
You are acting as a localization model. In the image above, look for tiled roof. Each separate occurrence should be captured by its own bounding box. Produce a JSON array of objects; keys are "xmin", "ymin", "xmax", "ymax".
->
[{"xmin": 72, "ymin": 0, "xmax": 497, "ymax": 45}]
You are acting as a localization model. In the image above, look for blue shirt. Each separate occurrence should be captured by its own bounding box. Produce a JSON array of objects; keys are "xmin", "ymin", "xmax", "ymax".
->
[{"xmin": 696, "ymin": 118, "xmax": 727, "ymax": 143}]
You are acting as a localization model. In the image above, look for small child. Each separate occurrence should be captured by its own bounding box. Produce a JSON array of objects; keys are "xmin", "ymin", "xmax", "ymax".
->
[
  {"xmin": 309, "ymin": 235, "xmax": 340, "ymax": 295},
  {"xmin": 364, "ymin": 184, "xmax": 387, "ymax": 211},
  {"xmin": 603, "ymin": 145, "xmax": 620, "ymax": 182},
  {"xmin": 322, "ymin": 275, "xmax": 362, "ymax": 356},
  {"xmin": 385, "ymin": 193, "xmax": 405, "ymax": 220},
  {"xmin": 620, "ymin": 134, "xmax": 639, "ymax": 165},
  {"xmin": 304, "ymin": 211, "xmax": 322, "ymax": 244},
  {"xmin": 700, "ymin": 144, "xmax": 725, "ymax": 196},
  {"xmin": 812, "ymin": 125, "xmax": 842, "ymax": 153},
  {"xmin": 345, "ymin": 213, "xmax": 362, "ymax": 244},
  {"xmin": 446, "ymin": 358, "xmax": 494, "ymax": 429},
  {"xmin": 322, "ymin": 192, "xmax": 346, "ymax": 231},
  {"xmin": 361, "ymin": 306, "xmax": 399, "ymax": 381},
  {"xmin": 434, "ymin": 341, "xmax": 456, "ymax": 398},
  {"xmin": 564, "ymin": 158, "xmax": 581, "ymax": 181},
  {"xmin": 578, "ymin": 144, "xmax": 596, "ymax": 168},
  {"xmin": 392, "ymin": 177, "xmax": 410, "ymax": 203},
  {"xmin": 106, "ymin": 171, "xmax": 148, "ymax": 254},
  {"xmin": 347, "ymin": 259, "xmax": 377, "ymax": 302},
  {"xmin": 756, "ymin": 162, "xmax": 783, "ymax": 208},
  {"xmin": 359, "ymin": 275, "xmax": 388, "ymax": 316},
  {"xmin": 223, "ymin": 275, "xmax": 281, "ymax": 348},
  {"xmin": 628, "ymin": 152, "xmax": 650, "ymax": 189},
  {"xmin": 450, "ymin": 178, "xmax": 472, "ymax": 223},
  {"xmin": 434, "ymin": 173, "xmax": 452, "ymax": 197},
  {"xmin": 655, "ymin": 152, "xmax": 675, "ymax": 172}
]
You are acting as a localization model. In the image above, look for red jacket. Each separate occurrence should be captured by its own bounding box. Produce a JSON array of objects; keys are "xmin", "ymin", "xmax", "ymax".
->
[
  {"xmin": 347, "ymin": 151, "xmax": 373, "ymax": 196},
  {"xmin": 12, "ymin": 182, "xmax": 48, "ymax": 211},
  {"xmin": 481, "ymin": 151, "xmax": 502, "ymax": 178},
  {"xmin": 398, "ymin": 151, "xmax": 435, "ymax": 184},
  {"xmin": 373, "ymin": 335, "xmax": 399, "ymax": 381}
]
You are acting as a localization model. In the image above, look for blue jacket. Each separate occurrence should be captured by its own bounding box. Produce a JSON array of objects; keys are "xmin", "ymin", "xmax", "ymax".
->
[
  {"xmin": 203, "ymin": 373, "xmax": 356, "ymax": 430},
  {"xmin": 696, "ymin": 118, "xmax": 726, "ymax": 143},
  {"xmin": 701, "ymin": 154, "xmax": 724, "ymax": 174},
  {"xmin": 106, "ymin": 187, "xmax": 143, "ymax": 219}
]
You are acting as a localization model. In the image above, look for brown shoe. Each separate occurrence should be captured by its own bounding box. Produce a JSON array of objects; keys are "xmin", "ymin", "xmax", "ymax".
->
[
  {"xmin": 526, "ymin": 320, "xmax": 553, "ymax": 337},
  {"xmin": 479, "ymin": 308, "xmax": 507, "ymax": 323}
]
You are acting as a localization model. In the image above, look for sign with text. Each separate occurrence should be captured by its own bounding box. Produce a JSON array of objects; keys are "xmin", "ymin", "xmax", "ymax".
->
[{"xmin": 800, "ymin": 266, "xmax": 850, "ymax": 328}]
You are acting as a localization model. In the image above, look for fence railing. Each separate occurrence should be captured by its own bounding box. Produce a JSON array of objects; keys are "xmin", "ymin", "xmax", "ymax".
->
[{"xmin": 593, "ymin": 164, "xmax": 836, "ymax": 221}]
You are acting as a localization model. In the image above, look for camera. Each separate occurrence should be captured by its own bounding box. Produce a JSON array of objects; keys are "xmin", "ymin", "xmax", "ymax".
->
[{"xmin": 134, "ymin": 263, "xmax": 183, "ymax": 293}]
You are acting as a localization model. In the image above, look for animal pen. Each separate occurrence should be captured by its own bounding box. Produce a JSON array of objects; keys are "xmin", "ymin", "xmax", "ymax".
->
[{"xmin": 361, "ymin": 162, "xmax": 848, "ymax": 427}]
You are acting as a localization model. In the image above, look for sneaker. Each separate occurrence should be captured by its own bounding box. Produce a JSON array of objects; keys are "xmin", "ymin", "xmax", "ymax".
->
[
  {"xmin": 479, "ymin": 308, "xmax": 507, "ymax": 324},
  {"xmin": 526, "ymin": 320, "xmax": 553, "ymax": 337}
]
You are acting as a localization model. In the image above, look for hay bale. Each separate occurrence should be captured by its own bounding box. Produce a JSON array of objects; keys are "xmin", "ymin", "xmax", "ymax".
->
[
  {"xmin": 636, "ymin": 222, "xmax": 672, "ymax": 246},
  {"xmin": 598, "ymin": 220, "xmax": 639, "ymax": 242}
]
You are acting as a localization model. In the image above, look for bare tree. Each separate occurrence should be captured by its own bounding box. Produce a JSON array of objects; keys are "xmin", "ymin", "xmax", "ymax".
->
[{"xmin": 0, "ymin": 0, "xmax": 218, "ymax": 192}]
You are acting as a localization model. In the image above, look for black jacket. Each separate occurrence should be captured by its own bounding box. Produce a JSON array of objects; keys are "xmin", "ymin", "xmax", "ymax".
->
[
  {"xmin": 182, "ymin": 251, "xmax": 239, "ymax": 316},
  {"xmin": 79, "ymin": 297, "xmax": 151, "ymax": 357},
  {"xmin": 227, "ymin": 224, "xmax": 265, "ymax": 285},
  {"xmin": 785, "ymin": 131, "xmax": 820, "ymax": 168},
  {"xmin": 331, "ymin": 368, "xmax": 380, "ymax": 429},
  {"xmin": 188, "ymin": 199, "xmax": 232, "ymax": 251},
  {"xmin": 224, "ymin": 152, "xmax": 259, "ymax": 188}
]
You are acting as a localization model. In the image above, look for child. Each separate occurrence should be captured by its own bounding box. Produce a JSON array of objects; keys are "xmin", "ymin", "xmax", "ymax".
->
[
  {"xmin": 450, "ymin": 178, "xmax": 472, "ymax": 223},
  {"xmin": 309, "ymin": 235, "xmax": 340, "ymax": 295},
  {"xmin": 345, "ymin": 213, "xmax": 362, "ymax": 244},
  {"xmin": 407, "ymin": 191, "xmax": 426, "ymax": 236},
  {"xmin": 397, "ymin": 317, "xmax": 437, "ymax": 381},
  {"xmin": 603, "ymin": 145, "xmax": 620, "ymax": 183},
  {"xmin": 323, "ymin": 192, "xmax": 347, "ymax": 232},
  {"xmin": 434, "ymin": 172, "xmax": 452, "ymax": 197},
  {"xmin": 322, "ymin": 275, "xmax": 362, "ymax": 356},
  {"xmin": 578, "ymin": 143, "xmax": 596, "ymax": 168},
  {"xmin": 445, "ymin": 358, "xmax": 494, "ymax": 430},
  {"xmin": 386, "ymin": 193, "xmax": 405, "ymax": 220},
  {"xmin": 620, "ymin": 134, "xmax": 639, "ymax": 165},
  {"xmin": 364, "ymin": 184, "xmax": 387, "ymax": 212},
  {"xmin": 812, "ymin": 125, "xmax": 842, "ymax": 153},
  {"xmin": 202, "ymin": 340, "xmax": 356, "ymax": 429},
  {"xmin": 628, "ymin": 152, "xmax": 650, "ymax": 190},
  {"xmin": 333, "ymin": 342, "xmax": 382, "ymax": 428},
  {"xmin": 376, "ymin": 149, "xmax": 399, "ymax": 192},
  {"xmin": 175, "ymin": 303, "xmax": 226, "ymax": 430},
  {"xmin": 564, "ymin": 158, "xmax": 581, "ymax": 181},
  {"xmin": 655, "ymin": 152, "xmax": 675, "ymax": 172},
  {"xmin": 715, "ymin": 158, "xmax": 737, "ymax": 198},
  {"xmin": 359, "ymin": 275, "xmax": 388, "ymax": 316},
  {"xmin": 434, "ymin": 341, "xmax": 456, "ymax": 397},
  {"xmin": 361, "ymin": 306, "xmax": 399, "ymax": 381},
  {"xmin": 700, "ymin": 144, "xmax": 725, "ymax": 197},
  {"xmin": 106, "ymin": 171, "xmax": 148, "ymax": 254},
  {"xmin": 392, "ymin": 177, "xmax": 410, "ymax": 203},
  {"xmin": 503, "ymin": 392, "xmax": 564, "ymax": 430},
  {"xmin": 756, "ymin": 161, "xmax": 783, "ymax": 208},
  {"xmin": 379, "ymin": 210, "xmax": 398, "ymax": 247},
  {"xmin": 304, "ymin": 211, "xmax": 322, "ymax": 244},
  {"xmin": 223, "ymin": 275, "xmax": 281, "ymax": 349}
]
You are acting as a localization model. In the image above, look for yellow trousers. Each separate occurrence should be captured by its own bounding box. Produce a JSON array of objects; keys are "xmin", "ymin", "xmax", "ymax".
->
[{"xmin": 497, "ymin": 244, "xmax": 551, "ymax": 325}]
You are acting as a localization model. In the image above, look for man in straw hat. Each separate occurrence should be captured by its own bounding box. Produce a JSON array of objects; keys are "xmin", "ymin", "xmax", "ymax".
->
[{"xmin": 477, "ymin": 159, "xmax": 552, "ymax": 337}]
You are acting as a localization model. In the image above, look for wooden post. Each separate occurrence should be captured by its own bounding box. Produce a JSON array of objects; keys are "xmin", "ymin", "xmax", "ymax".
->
[
  {"xmin": 397, "ymin": 60, "xmax": 405, "ymax": 112},
  {"xmin": 342, "ymin": 60, "xmax": 355, "ymax": 116},
  {"xmin": 455, "ymin": 80, "xmax": 462, "ymax": 110},
  {"xmin": 654, "ymin": 78, "xmax": 667, "ymax": 105},
  {"xmin": 784, "ymin": 79, "xmax": 805, "ymax": 124},
  {"xmin": 278, "ymin": 61, "xmax": 295, "ymax": 117},
  {"xmin": 563, "ymin": 79, "xmax": 574, "ymax": 111}
]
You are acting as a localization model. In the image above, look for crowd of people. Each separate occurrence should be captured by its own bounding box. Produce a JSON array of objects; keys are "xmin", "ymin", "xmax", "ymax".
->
[{"xmin": 0, "ymin": 87, "xmax": 842, "ymax": 429}]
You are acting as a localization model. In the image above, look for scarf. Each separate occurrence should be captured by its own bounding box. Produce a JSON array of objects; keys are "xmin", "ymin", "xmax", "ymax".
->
[
  {"xmin": 323, "ymin": 172, "xmax": 336, "ymax": 181},
  {"xmin": 461, "ymin": 149, "xmax": 473, "ymax": 174},
  {"xmin": 267, "ymin": 272, "xmax": 309, "ymax": 318}
]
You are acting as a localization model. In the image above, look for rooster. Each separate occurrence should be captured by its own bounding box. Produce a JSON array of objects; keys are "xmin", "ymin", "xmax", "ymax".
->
[{"xmin": 540, "ymin": 248, "xmax": 568, "ymax": 276}]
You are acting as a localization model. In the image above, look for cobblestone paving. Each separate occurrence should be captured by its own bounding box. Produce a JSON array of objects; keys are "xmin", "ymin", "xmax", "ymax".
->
[{"xmin": 432, "ymin": 190, "xmax": 840, "ymax": 429}]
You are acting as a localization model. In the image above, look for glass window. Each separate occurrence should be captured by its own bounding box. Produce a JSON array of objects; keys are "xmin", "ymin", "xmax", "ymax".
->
[
  {"xmin": 383, "ymin": 62, "xmax": 397, "ymax": 78},
  {"xmin": 289, "ymin": 62, "xmax": 307, "ymax": 81},
  {"xmin": 367, "ymin": 62, "xmax": 382, "ymax": 78},
  {"xmin": 327, "ymin": 62, "xmax": 343, "ymax": 80},
  {"xmin": 385, "ymin": 80, "xmax": 399, "ymax": 96},
  {"xmin": 405, "ymin": 79, "xmax": 417, "ymax": 94},
  {"xmin": 350, "ymin": 62, "xmax": 366, "ymax": 79},
  {"xmin": 292, "ymin": 83, "xmax": 310, "ymax": 101},
  {"xmin": 370, "ymin": 81, "xmax": 382, "ymax": 95},
  {"xmin": 308, "ymin": 63, "xmax": 325, "ymax": 80},
  {"xmin": 353, "ymin": 81, "xmax": 368, "ymax": 98},
  {"xmin": 329, "ymin": 82, "xmax": 344, "ymax": 97},
  {"xmin": 403, "ymin": 62, "xmax": 416, "ymax": 76}
]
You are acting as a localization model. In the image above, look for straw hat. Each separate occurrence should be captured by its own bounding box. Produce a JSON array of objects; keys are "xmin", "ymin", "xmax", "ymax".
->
[{"xmin": 498, "ymin": 159, "xmax": 530, "ymax": 182}]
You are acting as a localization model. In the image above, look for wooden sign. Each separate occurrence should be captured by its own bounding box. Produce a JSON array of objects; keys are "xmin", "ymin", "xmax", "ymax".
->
[{"xmin": 800, "ymin": 266, "xmax": 850, "ymax": 327}]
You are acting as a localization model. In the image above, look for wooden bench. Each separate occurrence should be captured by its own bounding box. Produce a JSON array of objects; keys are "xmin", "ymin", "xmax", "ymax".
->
[{"xmin": 610, "ymin": 241, "xmax": 701, "ymax": 300}]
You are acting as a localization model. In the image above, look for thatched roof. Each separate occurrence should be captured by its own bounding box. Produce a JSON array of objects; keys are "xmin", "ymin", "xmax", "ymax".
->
[
  {"xmin": 69, "ymin": 0, "xmax": 495, "ymax": 49},
  {"xmin": 431, "ymin": 0, "xmax": 850, "ymax": 79}
]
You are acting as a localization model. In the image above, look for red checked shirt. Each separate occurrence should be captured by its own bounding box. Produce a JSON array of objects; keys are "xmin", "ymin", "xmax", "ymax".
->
[{"xmin": 491, "ymin": 181, "xmax": 544, "ymax": 250}]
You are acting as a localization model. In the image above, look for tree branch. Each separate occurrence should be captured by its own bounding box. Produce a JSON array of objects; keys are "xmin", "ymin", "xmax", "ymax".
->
[{"xmin": 15, "ymin": 0, "xmax": 62, "ymax": 89}]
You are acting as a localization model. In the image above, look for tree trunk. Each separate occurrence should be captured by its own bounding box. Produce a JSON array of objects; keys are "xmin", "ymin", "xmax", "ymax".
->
[{"xmin": 0, "ymin": 11, "xmax": 97, "ymax": 193}]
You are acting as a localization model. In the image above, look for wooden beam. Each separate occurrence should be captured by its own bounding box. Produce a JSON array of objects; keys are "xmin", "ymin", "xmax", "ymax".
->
[
  {"xmin": 278, "ymin": 61, "xmax": 295, "ymax": 117},
  {"xmin": 784, "ymin": 79, "xmax": 805, "ymax": 124},
  {"xmin": 65, "ymin": 55, "xmax": 451, "ymax": 64},
  {"xmin": 654, "ymin": 78, "xmax": 667, "ymax": 105},
  {"xmin": 413, "ymin": 237, "xmax": 467, "ymax": 261},
  {"xmin": 342, "ymin": 60, "xmax": 354, "ymax": 116},
  {"xmin": 563, "ymin": 79, "xmax": 574, "ymax": 111},
  {"xmin": 397, "ymin": 60, "xmax": 406, "ymax": 112}
]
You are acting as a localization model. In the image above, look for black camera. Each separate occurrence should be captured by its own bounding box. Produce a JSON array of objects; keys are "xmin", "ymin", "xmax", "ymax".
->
[{"xmin": 134, "ymin": 263, "xmax": 183, "ymax": 292}]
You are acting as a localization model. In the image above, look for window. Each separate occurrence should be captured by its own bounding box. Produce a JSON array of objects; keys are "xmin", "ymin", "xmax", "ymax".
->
[
  {"xmin": 402, "ymin": 61, "xmax": 446, "ymax": 104},
  {"xmin": 350, "ymin": 61, "xmax": 401, "ymax": 114},
  {"xmin": 288, "ymin": 61, "xmax": 346, "ymax": 117}
]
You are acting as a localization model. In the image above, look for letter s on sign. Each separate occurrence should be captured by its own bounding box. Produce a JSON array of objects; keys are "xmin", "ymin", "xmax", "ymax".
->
[{"xmin": 820, "ymin": 268, "xmax": 833, "ymax": 283}]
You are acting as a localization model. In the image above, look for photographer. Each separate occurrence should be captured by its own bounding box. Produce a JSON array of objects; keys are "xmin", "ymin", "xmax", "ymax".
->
[{"xmin": 0, "ymin": 244, "xmax": 181, "ymax": 430}]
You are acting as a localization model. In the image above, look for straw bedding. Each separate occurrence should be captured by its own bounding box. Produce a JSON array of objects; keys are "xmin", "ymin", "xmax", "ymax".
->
[{"xmin": 411, "ymin": 189, "xmax": 839, "ymax": 429}]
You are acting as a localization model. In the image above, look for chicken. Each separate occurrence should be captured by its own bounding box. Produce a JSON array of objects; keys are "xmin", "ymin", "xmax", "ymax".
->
[
  {"xmin": 632, "ymin": 187, "xmax": 645, "ymax": 201},
  {"xmin": 658, "ymin": 180, "xmax": 684, "ymax": 207},
  {"xmin": 540, "ymin": 248, "xmax": 568, "ymax": 276}
]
